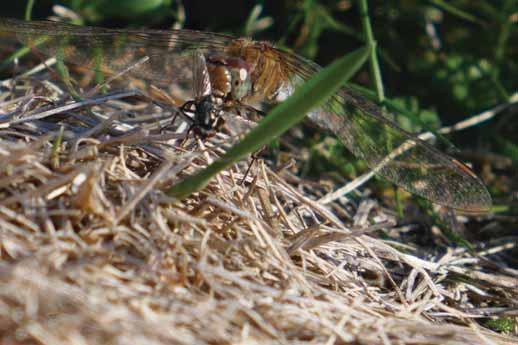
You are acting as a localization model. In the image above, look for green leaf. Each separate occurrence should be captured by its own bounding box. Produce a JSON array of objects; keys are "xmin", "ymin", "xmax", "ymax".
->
[{"xmin": 167, "ymin": 45, "xmax": 371, "ymax": 199}]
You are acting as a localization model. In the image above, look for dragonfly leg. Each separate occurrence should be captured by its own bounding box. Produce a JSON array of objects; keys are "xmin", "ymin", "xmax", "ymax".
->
[
  {"xmin": 212, "ymin": 113, "xmax": 226, "ymax": 132},
  {"xmin": 179, "ymin": 124, "xmax": 195, "ymax": 147},
  {"xmin": 159, "ymin": 100, "xmax": 196, "ymax": 133},
  {"xmin": 234, "ymin": 101, "xmax": 266, "ymax": 121},
  {"xmin": 177, "ymin": 99, "xmax": 224, "ymax": 145},
  {"xmin": 180, "ymin": 100, "xmax": 196, "ymax": 114},
  {"xmin": 179, "ymin": 115, "xmax": 219, "ymax": 146},
  {"xmin": 239, "ymin": 145, "xmax": 267, "ymax": 185}
]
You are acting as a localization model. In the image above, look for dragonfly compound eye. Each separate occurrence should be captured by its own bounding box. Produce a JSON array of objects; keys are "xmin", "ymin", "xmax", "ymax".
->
[{"xmin": 230, "ymin": 67, "xmax": 251, "ymax": 101}]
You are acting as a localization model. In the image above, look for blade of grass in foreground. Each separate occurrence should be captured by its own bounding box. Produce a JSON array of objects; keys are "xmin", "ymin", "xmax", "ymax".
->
[{"xmin": 168, "ymin": 45, "xmax": 370, "ymax": 199}]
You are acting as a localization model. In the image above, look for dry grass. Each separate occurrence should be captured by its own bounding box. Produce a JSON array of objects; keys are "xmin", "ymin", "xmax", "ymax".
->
[{"xmin": 0, "ymin": 59, "xmax": 517, "ymax": 345}]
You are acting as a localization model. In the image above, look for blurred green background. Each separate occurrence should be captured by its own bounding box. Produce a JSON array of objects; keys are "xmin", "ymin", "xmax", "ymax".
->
[{"xmin": 3, "ymin": 0, "xmax": 517, "ymax": 214}]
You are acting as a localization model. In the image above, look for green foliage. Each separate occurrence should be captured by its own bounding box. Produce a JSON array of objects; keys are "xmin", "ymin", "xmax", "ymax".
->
[
  {"xmin": 59, "ymin": 0, "xmax": 174, "ymax": 23},
  {"xmin": 485, "ymin": 318, "xmax": 516, "ymax": 333},
  {"xmin": 278, "ymin": 0, "xmax": 360, "ymax": 59},
  {"xmin": 304, "ymin": 138, "xmax": 362, "ymax": 179},
  {"xmin": 415, "ymin": 54, "xmax": 505, "ymax": 111},
  {"xmin": 390, "ymin": 97, "xmax": 441, "ymax": 133},
  {"xmin": 280, "ymin": 0, "xmax": 516, "ymax": 214}
]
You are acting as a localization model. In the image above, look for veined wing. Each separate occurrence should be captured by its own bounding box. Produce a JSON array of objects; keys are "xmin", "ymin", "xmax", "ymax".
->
[
  {"xmin": 192, "ymin": 51, "xmax": 211, "ymax": 99},
  {"xmin": 260, "ymin": 45, "xmax": 491, "ymax": 213},
  {"xmin": 0, "ymin": 18, "xmax": 491, "ymax": 212},
  {"xmin": 0, "ymin": 18, "xmax": 233, "ymax": 89}
]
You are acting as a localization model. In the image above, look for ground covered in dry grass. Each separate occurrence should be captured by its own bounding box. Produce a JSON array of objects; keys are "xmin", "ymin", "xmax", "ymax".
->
[{"xmin": 0, "ymin": 60, "xmax": 517, "ymax": 345}]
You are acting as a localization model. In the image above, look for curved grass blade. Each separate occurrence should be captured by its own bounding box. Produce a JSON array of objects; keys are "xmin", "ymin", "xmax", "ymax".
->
[{"xmin": 167, "ymin": 45, "xmax": 370, "ymax": 199}]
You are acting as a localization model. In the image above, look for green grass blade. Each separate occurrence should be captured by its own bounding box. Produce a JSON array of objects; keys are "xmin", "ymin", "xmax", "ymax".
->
[
  {"xmin": 167, "ymin": 45, "xmax": 370, "ymax": 199},
  {"xmin": 429, "ymin": 0, "xmax": 480, "ymax": 24},
  {"xmin": 24, "ymin": 0, "xmax": 35, "ymax": 21},
  {"xmin": 358, "ymin": 0, "xmax": 385, "ymax": 103},
  {"xmin": 0, "ymin": 35, "xmax": 50, "ymax": 69}
]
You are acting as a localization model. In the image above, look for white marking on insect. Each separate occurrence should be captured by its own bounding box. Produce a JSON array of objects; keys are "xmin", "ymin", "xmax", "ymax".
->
[{"xmin": 239, "ymin": 68, "xmax": 247, "ymax": 81}]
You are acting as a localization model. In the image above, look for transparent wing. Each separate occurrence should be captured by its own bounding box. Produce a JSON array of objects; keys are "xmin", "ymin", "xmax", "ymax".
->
[
  {"xmin": 192, "ymin": 50, "xmax": 211, "ymax": 99},
  {"xmin": 0, "ymin": 18, "xmax": 491, "ymax": 212},
  {"xmin": 262, "ymin": 46, "xmax": 491, "ymax": 213},
  {"xmin": 0, "ymin": 18, "xmax": 233, "ymax": 89}
]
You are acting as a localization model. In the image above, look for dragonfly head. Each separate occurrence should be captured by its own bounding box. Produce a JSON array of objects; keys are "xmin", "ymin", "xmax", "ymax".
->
[{"xmin": 206, "ymin": 55, "xmax": 251, "ymax": 102}]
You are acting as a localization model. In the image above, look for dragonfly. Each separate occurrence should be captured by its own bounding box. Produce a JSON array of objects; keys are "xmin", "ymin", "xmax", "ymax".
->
[{"xmin": 0, "ymin": 18, "xmax": 492, "ymax": 214}]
